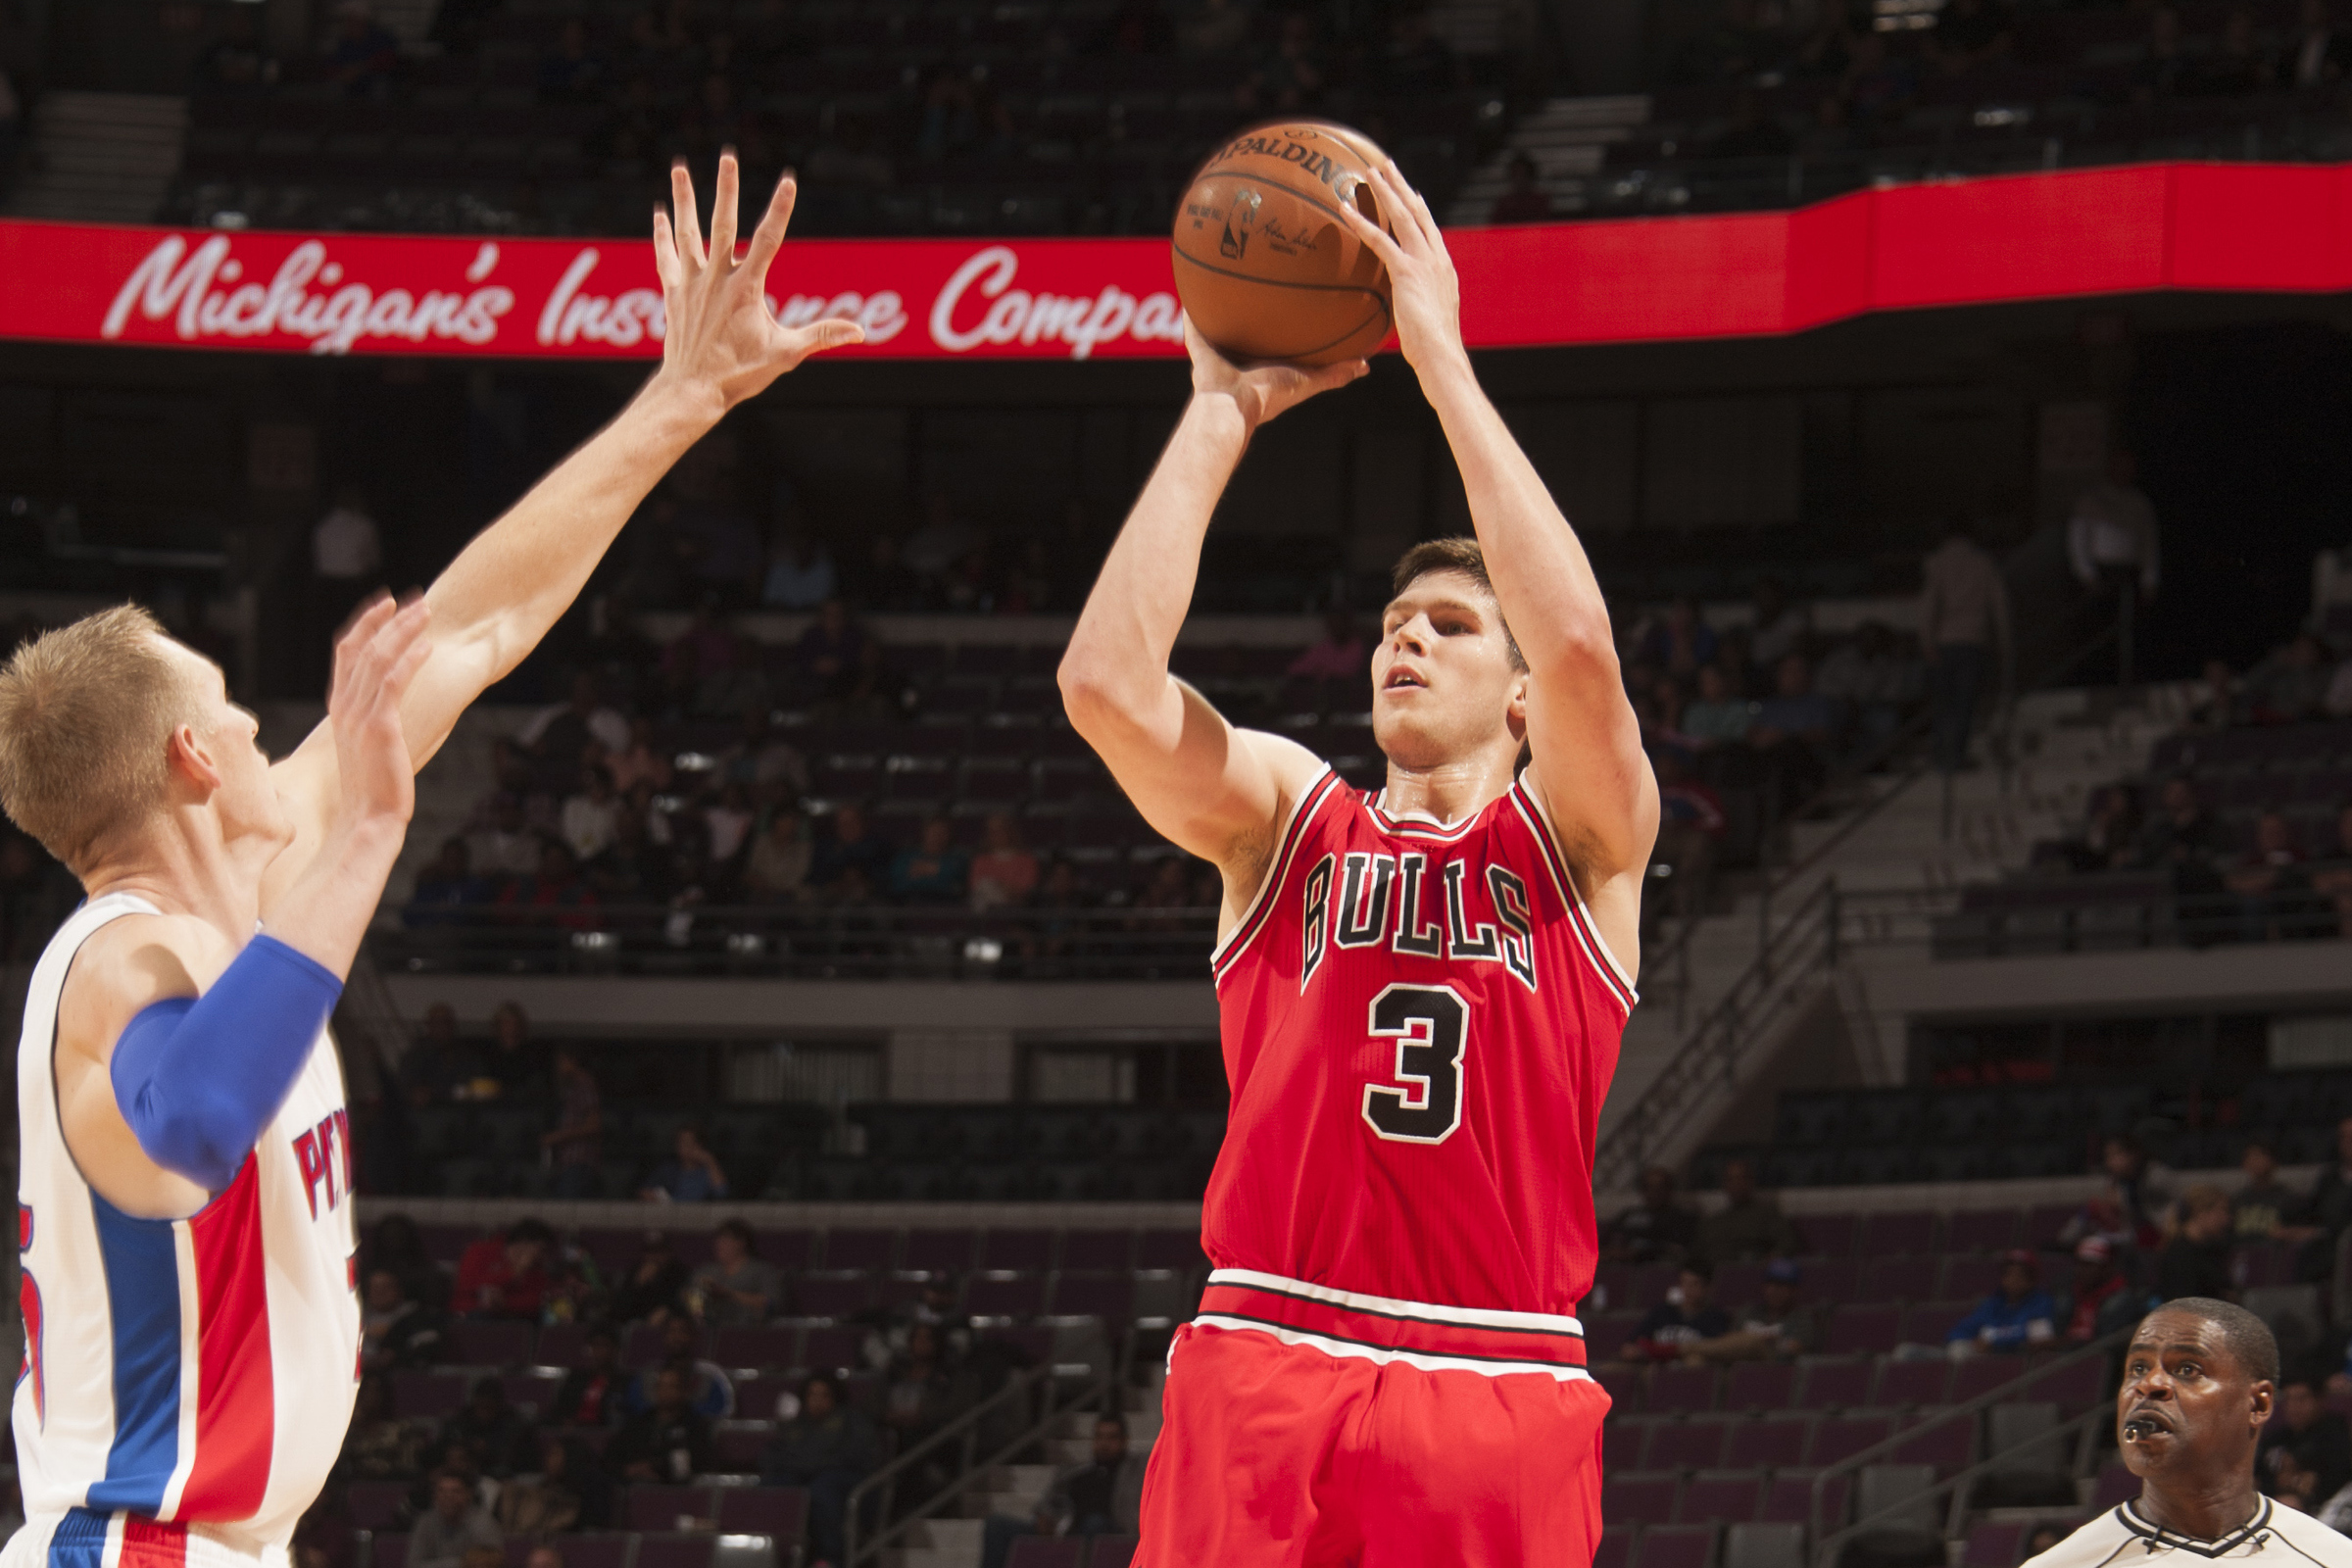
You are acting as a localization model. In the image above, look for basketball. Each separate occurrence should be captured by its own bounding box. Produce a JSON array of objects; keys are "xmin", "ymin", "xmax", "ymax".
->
[{"xmin": 1172, "ymin": 121, "xmax": 1396, "ymax": 368}]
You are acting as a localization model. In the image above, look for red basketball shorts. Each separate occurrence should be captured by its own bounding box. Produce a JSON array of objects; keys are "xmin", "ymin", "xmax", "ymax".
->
[{"xmin": 1135, "ymin": 1318, "xmax": 1610, "ymax": 1567}]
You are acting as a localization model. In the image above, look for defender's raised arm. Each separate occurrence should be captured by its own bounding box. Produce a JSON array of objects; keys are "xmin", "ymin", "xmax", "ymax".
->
[
  {"xmin": 1057, "ymin": 326, "xmax": 1361, "ymax": 915},
  {"xmin": 268, "ymin": 157, "xmax": 860, "ymax": 898}
]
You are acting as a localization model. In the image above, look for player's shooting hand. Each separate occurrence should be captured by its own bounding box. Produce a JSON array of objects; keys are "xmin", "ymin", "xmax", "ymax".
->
[
  {"xmin": 1337, "ymin": 160, "xmax": 1466, "ymax": 377},
  {"xmin": 654, "ymin": 154, "xmax": 863, "ymax": 415},
  {"xmin": 1183, "ymin": 317, "xmax": 1366, "ymax": 433},
  {"xmin": 327, "ymin": 594, "xmax": 432, "ymax": 833}
]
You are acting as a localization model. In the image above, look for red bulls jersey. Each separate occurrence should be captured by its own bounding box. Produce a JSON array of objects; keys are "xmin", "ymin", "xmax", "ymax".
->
[{"xmin": 1197, "ymin": 768, "xmax": 1635, "ymax": 1373}]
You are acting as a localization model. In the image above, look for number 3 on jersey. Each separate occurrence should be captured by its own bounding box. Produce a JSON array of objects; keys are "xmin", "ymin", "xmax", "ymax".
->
[{"xmin": 1360, "ymin": 984, "xmax": 1468, "ymax": 1145}]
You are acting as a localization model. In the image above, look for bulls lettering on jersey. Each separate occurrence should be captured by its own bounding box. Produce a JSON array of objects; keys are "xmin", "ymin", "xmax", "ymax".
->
[
  {"xmin": 1203, "ymin": 769, "xmax": 1635, "ymax": 1326},
  {"xmin": 11, "ymin": 894, "xmax": 363, "ymax": 1558}
]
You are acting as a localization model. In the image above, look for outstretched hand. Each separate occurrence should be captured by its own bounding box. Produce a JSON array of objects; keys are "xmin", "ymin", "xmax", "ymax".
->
[
  {"xmin": 328, "ymin": 593, "xmax": 433, "ymax": 832},
  {"xmin": 655, "ymin": 155, "xmax": 863, "ymax": 412},
  {"xmin": 1184, "ymin": 318, "xmax": 1366, "ymax": 433},
  {"xmin": 1337, "ymin": 159, "xmax": 1466, "ymax": 376}
]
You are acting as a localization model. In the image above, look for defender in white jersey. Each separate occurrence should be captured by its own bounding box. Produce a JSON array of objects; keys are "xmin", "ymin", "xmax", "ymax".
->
[
  {"xmin": 2028, "ymin": 1298, "xmax": 2352, "ymax": 1568},
  {"xmin": 0, "ymin": 156, "xmax": 861, "ymax": 1568}
]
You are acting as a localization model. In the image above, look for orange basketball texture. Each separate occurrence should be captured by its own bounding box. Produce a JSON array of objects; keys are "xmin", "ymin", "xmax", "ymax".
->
[{"xmin": 1172, "ymin": 122, "xmax": 1395, "ymax": 368}]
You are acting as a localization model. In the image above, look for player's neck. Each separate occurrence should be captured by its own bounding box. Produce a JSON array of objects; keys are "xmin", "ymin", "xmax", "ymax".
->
[
  {"xmin": 78, "ymin": 809, "xmax": 267, "ymax": 943},
  {"xmin": 2135, "ymin": 1475, "xmax": 2262, "ymax": 1542},
  {"xmin": 1379, "ymin": 748, "xmax": 1518, "ymax": 825}
]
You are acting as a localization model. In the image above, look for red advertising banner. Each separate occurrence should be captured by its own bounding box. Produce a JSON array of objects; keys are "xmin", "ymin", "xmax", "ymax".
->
[{"xmin": 5, "ymin": 160, "xmax": 2350, "ymax": 362}]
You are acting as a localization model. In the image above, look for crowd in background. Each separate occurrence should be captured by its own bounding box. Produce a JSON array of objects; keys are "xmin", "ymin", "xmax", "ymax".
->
[{"xmin": 1600, "ymin": 1128, "xmax": 2352, "ymax": 1527}]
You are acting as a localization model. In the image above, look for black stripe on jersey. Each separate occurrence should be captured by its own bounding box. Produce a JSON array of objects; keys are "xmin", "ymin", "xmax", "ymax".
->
[
  {"xmin": 2117, "ymin": 1499, "xmax": 2278, "ymax": 1558},
  {"xmin": 1200, "ymin": 1308, "xmax": 1586, "ymax": 1366},
  {"xmin": 1216, "ymin": 1278, "xmax": 1586, "ymax": 1340},
  {"xmin": 1367, "ymin": 794, "xmax": 1485, "ymax": 843},
  {"xmin": 1211, "ymin": 769, "xmax": 1345, "ymax": 983}
]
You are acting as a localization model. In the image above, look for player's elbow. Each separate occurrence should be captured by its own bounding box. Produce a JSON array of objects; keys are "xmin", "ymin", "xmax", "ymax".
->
[
  {"xmin": 1537, "ymin": 624, "xmax": 1622, "ymax": 690},
  {"xmin": 1058, "ymin": 652, "xmax": 1138, "ymax": 738}
]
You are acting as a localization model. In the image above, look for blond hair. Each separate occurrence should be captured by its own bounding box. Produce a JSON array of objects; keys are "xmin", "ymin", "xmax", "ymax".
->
[{"xmin": 0, "ymin": 605, "xmax": 201, "ymax": 870}]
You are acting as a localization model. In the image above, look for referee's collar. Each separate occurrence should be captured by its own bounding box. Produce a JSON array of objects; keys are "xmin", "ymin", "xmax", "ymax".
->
[{"xmin": 2117, "ymin": 1496, "xmax": 2276, "ymax": 1557}]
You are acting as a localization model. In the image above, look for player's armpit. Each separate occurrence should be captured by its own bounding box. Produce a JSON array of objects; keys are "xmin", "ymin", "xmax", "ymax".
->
[
  {"xmin": 53, "ymin": 915, "xmax": 221, "ymax": 1220},
  {"xmin": 1520, "ymin": 760, "xmax": 1655, "ymax": 986}
]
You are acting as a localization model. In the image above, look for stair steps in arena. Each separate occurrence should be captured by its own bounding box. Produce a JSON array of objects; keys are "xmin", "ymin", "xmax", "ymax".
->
[
  {"xmin": 9, "ymin": 91, "xmax": 186, "ymax": 223},
  {"xmin": 1446, "ymin": 95, "xmax": 1651, "ymax": 224}
]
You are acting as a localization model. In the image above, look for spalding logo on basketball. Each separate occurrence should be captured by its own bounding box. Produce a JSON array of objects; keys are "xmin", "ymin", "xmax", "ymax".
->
[{"xmin": 1172, "ymin": 121, "xmax": 1396, "ymax": 368}]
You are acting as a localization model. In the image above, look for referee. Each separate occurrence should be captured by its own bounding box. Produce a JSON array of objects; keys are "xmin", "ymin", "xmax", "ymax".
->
[{"xmin": 2026, "ymin": 1299, "xmax": 2352, "ymax": 1566}]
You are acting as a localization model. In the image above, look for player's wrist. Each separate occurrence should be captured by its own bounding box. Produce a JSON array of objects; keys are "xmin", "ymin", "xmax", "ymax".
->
[
  {"xmin": 1187, "ymin": 389, "xmax": 1258, "ymax": 445},
  {"xmin": 640, "ymin": 367, "xmax": 730, "ymax": 435}
]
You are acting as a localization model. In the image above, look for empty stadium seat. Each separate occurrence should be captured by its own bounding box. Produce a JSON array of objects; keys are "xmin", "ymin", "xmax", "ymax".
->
[
  {"xmin": 1723, "ymin": 1522, "xmax": 1805, "ymax": 1568},
  {"xmin": 1637, "ymin": 1524, "xmax": 1720, "ymax": 1568}
]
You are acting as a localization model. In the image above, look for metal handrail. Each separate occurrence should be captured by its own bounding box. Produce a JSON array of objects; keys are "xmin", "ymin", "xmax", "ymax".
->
[
  {"xmin": 843, "ymin": 1362, "xmax": 1111, "ymax": 1568},
  {"xmin": 1808, "ymin": 1327, "xmax": 2130, "ymax": 1565},
  {"xmin": 1594, "ymin": 878, "xmax": 1842, "ymax": 1191}
]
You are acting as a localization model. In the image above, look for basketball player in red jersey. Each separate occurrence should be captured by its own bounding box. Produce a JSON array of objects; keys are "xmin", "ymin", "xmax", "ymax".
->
[{"xmin": 1060, "ymin": 160, "xmax": 1657, "ymax": 1566}]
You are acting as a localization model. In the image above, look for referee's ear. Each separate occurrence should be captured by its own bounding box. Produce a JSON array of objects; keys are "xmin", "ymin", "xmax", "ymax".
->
[{"xmin": 2247, "ymin": 1378, "xmax": 2276, "ymax": 1438}]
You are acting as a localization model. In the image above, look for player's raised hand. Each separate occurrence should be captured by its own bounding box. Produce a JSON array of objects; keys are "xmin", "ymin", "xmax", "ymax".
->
[
  {"xmin": 1183, "ymin": 317, "xmax": 1366, "ymax": 433},
  {"xmin": 654, "ymin": 154, "xmax": 864, "ymax": 413},
  {"xmin": 1338, "ymin": 160, "xmax": 1466, "ymax": 376},
  {"xmin": 327, "ymin": 593, "xmax": 432, "ymax": 831}
]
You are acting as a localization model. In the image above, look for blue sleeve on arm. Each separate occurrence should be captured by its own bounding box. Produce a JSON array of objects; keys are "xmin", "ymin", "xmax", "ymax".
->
[{"xmin": 110, "ymin": 934, "xmax": 342, "ymax": 1192}]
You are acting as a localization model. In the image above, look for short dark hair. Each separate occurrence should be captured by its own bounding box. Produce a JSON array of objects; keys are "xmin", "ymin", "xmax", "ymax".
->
[
  {"xmin": 715, "ymin": 1218, "xmax": 756, "ymax": 1251},
  {"xmin": 1096, "ymin": 1413, "xmax": 1129, "ymax": 1437},
  {"xmin": 509, "ymin": 1217, "xmax": 556, "ymax": 1245},
  {"xmin": 1680, "ymin": 1258, "xmax": 1715, "ymax": 1283},
  {"xmin": 2138, "ymin": 1298, "xmax": 2279, "ymax": 1387},
  {"xmin": 1389, "ymin": 538, "xmax": 1526, "ymax": 672}
]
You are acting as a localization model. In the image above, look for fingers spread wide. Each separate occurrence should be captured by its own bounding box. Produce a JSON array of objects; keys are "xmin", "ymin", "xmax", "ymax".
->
[
  {"xmin": 709, "ymin": 152, "xmax": 741, "ymax": 267},
  {"xmin": 740, "ymin": 172, "xmax": 799, "ymax": 286},
  {"xmin": 668, "ymin": 161, "xmax": 707, "ymax": 270}
]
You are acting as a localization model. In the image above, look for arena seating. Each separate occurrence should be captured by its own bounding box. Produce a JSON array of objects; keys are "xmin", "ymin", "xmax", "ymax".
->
[{"xmin": 166, "ymin": 0, "xmax": 1499, "ymax": 238}]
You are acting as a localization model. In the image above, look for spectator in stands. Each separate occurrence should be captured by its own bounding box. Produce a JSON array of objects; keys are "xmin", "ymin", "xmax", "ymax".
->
[
  {"xmin": 798, "ymin": 598, "xmax": 869, "ymax": 705},
  {"xmin": 1693, "ymin": 1157, "xmax": 1803, "ymax": 1262},
  {"xmin": 718, "ymin": 707, "xmax": 807, "ymax": 798},
  {"xmin": 540, "ymin": 1049, "xmax": 604, "ymax": 1200},
  {"xmin": 1244, "ymin": 11, "xmax": 1326, "ymax": 111},
  {"xmin": 1703, "ymin": 90, "xmax": 1794, "ymax": 159},
  {"xmin": 1946, "ymin": 1250, "xmax": 2058, "ymax": 1356},
  {"xmin": 1814, "ymin": 622, "xmax": 1921, "ymax": 753},
  {"xmin": 2062, "ymin": 1235, "xmax": 2144, "ymax": 1344},
  {"xmin": 589, "ymin": 805, "xmax": 664, "ymax": 904},
  {"xmin": 1750, "ymin": 654, "xmax": 1838, "ymax": 793},
  {"xmin": 763, "ymin": 523, "xmax": 838, "ymax": 611},
  {"xmin": 2190, "ymin": 660, "xmax": 2247, "ymax": 731},
  {"xmin": 1680, "ymin": 662, "xmax": 1755, "ymax": 749},
  {"xmin": 2243, "ymin": 633, "xmax": 2335, "ymax": 725},
  {"xmin": 705, "ymin": 783, "xmax": 757, "ymax": 872},
  {"xmin": 1617, "ymin": 1262, "xmax": 1732, "ymax": 1363},
  {"xmin": 2159, "ymin": 1186, "xmax": 2240, "ymax": 1302},
  {"xmin": 361, "ymin": 1267, "xmax": 445, "ymax": 1373},
  {"xmin": 2227, "ymin": 809, "xmax": 2328, "ymax": 941},
  {"xmin": 467, "ymin": 797, "xmax": 543, "ymax": 880},
  {"xmin": 193, "ymin": 4, "xmax": 279, "ymax": 93},
  {"xmin": 411, "ymin": 1471, "xmax": 502, "ymax": 1568},
  {"xmin": 1920, "ymin": 517, "xmax": 2010, "ymax": 774},
  {"xmin": 882, "ymin": 1322, "xmax": 963, "ymax": 1447},
  {"xmin": 1642, "ymin": 596, "xmax": 1719, "ymax": 675},
  {"xmin": 1601, "ymin": 1165, "xmax": 1699, "ymax": 1266},
  {"xmin": 2234, "ymin": 1139, "xmax": 2315, "ymax": 1245},
  {"xmin": 498, "ymin": 840, "xmax": 601, "ymax": 931},
  {"xmin": 691, "ymin": 1219, "xmax": 785, "ymax": 1327},
  {"xmin": 607, "ymin": 715, "xmax": 674, "ymax": 796},
  {"xmin": 812, "ymin": 804, "xmax": 893, "ymax": 898},
  {"xmin": 559, "ymin": 769, "xmax": 621, "ymax": 864},
  {"xmin": 969, "ymin": 813, "xmax": 1041, "ymax": 910},
  {"xmin": 438, "ymin": 1376, "xmax": 533, "ymax": 1480},
  {"xmin": 2260, "ymin": 1374, "xmax": 2352, "ymax": 1508},
  {"xmin": 1644, "ymin": 750, "xmax": 1725, "ymax": 942},
  {"xmin": 2057, "ymin": 785, "xmax": 2142, "ymax": 874},
  {"xmin": 1683, "ymin": 1257, "xmax": 1821, "ymax": 1364},
  {"xmin": 2289, "ymin": 0, "xmax": 2352, "ymax": 88},
  {"xmin": 550, "ymin": 1325, "xmax": 628, "ymax": 1427},
  {"xmin": 480, "ymin": 1002, "xmax": 550, "ymax": 1102},
  {"xmin": 626, "ymin": 1316, "xmax": 734, "ymax": 1419},
  {"xmin": 2069, "ymin": 450, "xmax": 2161, "ymax": 684},
  {"xmin": 498, "ymin": 1433, "xmax": 607, "ymax": 1535},
  {"xmin": 401, "ymin": 1004, "xmax": 478, "ymax": 1105},
  {"xmin": 1746, "ymin": 578, "xmax": 1810, "ymax": 669},
  {"xmin": 523, "ymin": 674, "xmax": 631, "ymax": 778},
  {"xmin": 340, "ymin": 1372, "xmax": 426, "ymax": 1481},
  {"xmin": 406, "ymin": 839, "xmax": 493, "ymax": 931},
  {"xmin": 641, "ymin": 1125, "xmax": 730, "ymax": 1204},
  {"xmin": 745, "ymin": 805, "xmax": 812, "ymax": 903},
  {"xmin": 2298, "ymin": 1116, "xmax": 2352, "ymax": 1280},
  {"xmin": 2132, "ymin": 778, "xmax": 2223, "ymax": 874},
  {"xmin": 453, "ymin": 1219, "xmax": 556, "ymax": 1320},
  {"xmin": 891, "ymin": 815, "xmax": 970, "ymax": 905},
  {"xmin": 761, "ymin": 1374, "xmax": 882, "ymax": 1568},
  {"xmin": 609, "ymin": 1362, "xmax": 714, "ymax": 1483},
  {"xmin": 981, "ymin": 1413, "xmax": 1147, "ymax": 1568},
  {"xmin": 1489, "ymin": 155, "xmax": 1553, "ymax": 225}
]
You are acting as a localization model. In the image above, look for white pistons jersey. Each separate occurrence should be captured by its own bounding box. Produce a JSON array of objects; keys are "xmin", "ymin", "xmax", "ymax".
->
[
  {"xmin": 2025, "ymin": 1497, "xmax": 2352, "ymax": 1568},
  {"xmin": 8, "ymin": 894, "xmax": 360, "ymax": 1565}
]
